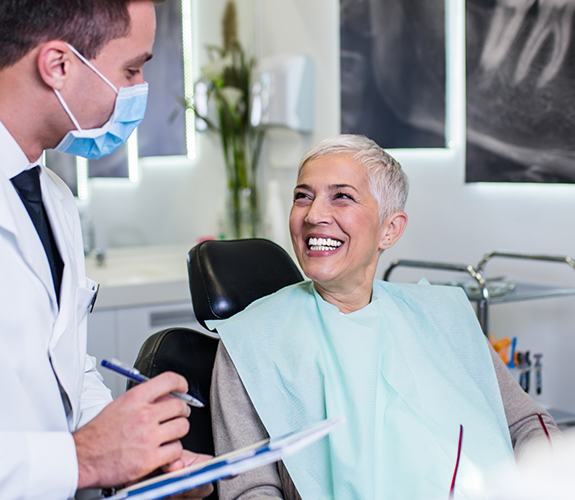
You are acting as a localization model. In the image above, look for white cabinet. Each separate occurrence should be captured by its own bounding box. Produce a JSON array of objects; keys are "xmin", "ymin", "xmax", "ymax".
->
[{"xmin": 87, "ymin": 301, "xmax": 209, "ymax": 399}]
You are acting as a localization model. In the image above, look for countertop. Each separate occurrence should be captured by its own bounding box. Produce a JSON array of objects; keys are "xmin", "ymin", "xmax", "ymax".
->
[{"xmin": 85, "ymin": 245, "xmax": 192, "ymax": 310}]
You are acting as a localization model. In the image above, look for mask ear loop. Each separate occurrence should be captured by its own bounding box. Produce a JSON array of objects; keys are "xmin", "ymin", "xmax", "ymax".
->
[
  {"xmin": 65, "ymin": 43, "xmax": 119, "ymax": 95},
  {"xmin": 53, "ymin": 88, "xmax": 83, "ymax": 131},
  {"xmin": 53, "ymin": 43, "xmax": 120, "ymax": 132}
]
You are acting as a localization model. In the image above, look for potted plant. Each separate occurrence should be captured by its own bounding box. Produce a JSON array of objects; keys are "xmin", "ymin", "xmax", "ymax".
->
[{"xmin": 188, "ymin": 0, "xmax": 265, "ymax": 239}]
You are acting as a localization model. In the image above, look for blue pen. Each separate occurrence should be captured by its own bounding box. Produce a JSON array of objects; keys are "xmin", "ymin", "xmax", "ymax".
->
[{"xmin": 101, "ymin": 358, "xmax": 205, "ymax": 408}]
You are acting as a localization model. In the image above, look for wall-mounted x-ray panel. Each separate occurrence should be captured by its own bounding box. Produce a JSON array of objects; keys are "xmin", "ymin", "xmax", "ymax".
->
[
  {"xmin": 340, "ymin": 0, "xmax": 446, "ymax": 149},
  {"xmin": 138, "ymin": 0, "xmax": 187, "ymax": 158},
  {"xmin": 466, "ymin": 0, "xmax": 575, "ymax": 183}
]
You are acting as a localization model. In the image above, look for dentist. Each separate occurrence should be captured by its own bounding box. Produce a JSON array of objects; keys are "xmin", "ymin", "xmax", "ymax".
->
[{"xmin": 0, "ymin": 1, "xmax": 212, "ymax": 499}]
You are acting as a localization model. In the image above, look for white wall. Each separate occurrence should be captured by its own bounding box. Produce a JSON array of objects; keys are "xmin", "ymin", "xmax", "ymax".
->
[{"xmin": 82, "ymin": 0, "xmax": 575, "ymax": 413}]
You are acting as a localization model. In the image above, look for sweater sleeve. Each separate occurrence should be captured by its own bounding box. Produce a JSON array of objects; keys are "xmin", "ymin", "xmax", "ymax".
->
[
  {"xmin": 489, "ymin": 340, "xmax": 562, "ymax": 459},
  {"xmin": 211, "ymin": 343, "xmax": 301, "ymax": 500}
]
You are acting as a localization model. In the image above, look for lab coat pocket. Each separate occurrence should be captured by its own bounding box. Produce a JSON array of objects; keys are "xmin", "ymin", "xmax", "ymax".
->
[
  {"xmin": 77, "ymin": 277, "xmax": 99, "ymax": 326},
  {"xmin": 49, "ymin": 277, "xmax": 100, "ymax": 422}
]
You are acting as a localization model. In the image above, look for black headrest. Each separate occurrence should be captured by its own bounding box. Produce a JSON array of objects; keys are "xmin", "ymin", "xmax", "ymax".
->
[{"xmin": 188, "ymin": 239, "xmax": 304, "ymax": 330}]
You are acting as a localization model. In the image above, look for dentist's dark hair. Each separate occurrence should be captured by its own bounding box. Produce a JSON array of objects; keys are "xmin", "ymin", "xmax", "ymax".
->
[{"xmin": 0, "ymin": 0, "xmax": 163, "ymax": 70}]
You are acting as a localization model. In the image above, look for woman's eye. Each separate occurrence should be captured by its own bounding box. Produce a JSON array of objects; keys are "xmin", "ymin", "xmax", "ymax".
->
[
  {"xmin": 293, "ymin": 192, "xmax": 310, "ymax": 202},
  {"xmin": 127, "ymin": 68, "xmax": 140, "ymax": 78},
  {"xmin": 334, "ymin": 191, "xmax": 354, "ymax": 201}
]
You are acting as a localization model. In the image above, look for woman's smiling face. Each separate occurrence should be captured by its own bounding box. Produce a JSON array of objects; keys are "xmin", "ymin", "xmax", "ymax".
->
[{"xmin": 289, "ymin": 154, "xmax": 390, "ymax": 293}]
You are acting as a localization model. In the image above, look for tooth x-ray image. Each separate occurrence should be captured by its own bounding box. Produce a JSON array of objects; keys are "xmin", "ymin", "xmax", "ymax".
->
[
  {"xmin": 467, "ymin": 0, "xmax": 575, "ymax": 183},
  {"xmin": 341, "ymin": 0, "xmax": 575, "ymax": 183},
  {"xmin": 340, "ymin": 0, "xmax": 446, "ymax": 149}
]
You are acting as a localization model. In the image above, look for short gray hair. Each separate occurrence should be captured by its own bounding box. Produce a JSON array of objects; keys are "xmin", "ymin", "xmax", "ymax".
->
[{"xmin": 298, "ymin": 134, "xmax": 409, "ymax": 222}]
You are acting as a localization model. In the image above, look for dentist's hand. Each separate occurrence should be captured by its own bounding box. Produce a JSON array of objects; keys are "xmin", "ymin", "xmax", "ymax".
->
[
  {"xmin": 73, "ymin": 372, "xmax": 191, "ymax": 489},
  {"xmin": 162, "ymin": 450, "xmax": 214, "ymax": 499}
]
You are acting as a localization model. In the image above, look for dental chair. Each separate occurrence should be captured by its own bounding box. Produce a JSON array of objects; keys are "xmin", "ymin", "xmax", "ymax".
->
[{"xmin": 130, "ymin": 238, "xmax": 303, "ymax": 498}]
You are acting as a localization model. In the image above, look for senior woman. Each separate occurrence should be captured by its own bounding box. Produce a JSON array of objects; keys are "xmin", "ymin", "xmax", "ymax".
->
[{"xmin": 209, "ymin": 135, "xmax": 560, "ymax": 500}]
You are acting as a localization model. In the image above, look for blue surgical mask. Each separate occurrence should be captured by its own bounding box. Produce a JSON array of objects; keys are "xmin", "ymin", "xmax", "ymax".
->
[{"xmin": 53, "ymin": 44, "xmax": 148, "ymax": 159}]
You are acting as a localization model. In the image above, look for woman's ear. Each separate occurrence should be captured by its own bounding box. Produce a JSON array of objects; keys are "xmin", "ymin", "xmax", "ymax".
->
[
  {"xmin": 36, "ymin": 41, "xmax": 74, "ymax": 91},
  {"xmin": 379, "ymin": 211, "xmax": 408, "ymax": 250}
]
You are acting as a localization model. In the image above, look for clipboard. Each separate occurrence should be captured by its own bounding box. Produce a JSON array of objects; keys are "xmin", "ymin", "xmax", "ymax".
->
[{"xmin": 108, "ymin": 415, "xmax": 345, "ymax": 500}]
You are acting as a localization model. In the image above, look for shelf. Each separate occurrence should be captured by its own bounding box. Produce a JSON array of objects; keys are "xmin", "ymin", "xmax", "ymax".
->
[
  {"xmin": 384, "ymin": 251, "xmax": 575, "ymax": 334},
  {"xmin": 461, "ymin": 282, "xmax": 575, "ymax": 304}
]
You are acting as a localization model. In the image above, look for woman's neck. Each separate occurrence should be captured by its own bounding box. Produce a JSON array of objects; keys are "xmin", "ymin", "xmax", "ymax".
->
[{"xmin": 313, "ymin": 280, "xmax": 373, "ymax": 314}]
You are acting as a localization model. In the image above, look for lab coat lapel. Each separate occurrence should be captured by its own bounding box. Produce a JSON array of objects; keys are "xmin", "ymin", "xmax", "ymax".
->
[
  {"xmin": 0, "ymin": 167, "xmax": 59, "ymax": 313},
  {"xmin": 41, "ymin": 167, "xmax": 85, "ymax": 423},
  {"xmin": 40, "ymin": 168, "xmax": 78, "ymax": 349}
]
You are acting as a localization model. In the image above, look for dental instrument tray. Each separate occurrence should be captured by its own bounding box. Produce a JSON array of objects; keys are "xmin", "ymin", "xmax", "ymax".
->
[
  {"xmin": 383, "ymin": 250, "xmax": 575, "ymax": 334},
  {"xmin": 432, "ymin": 279, "xmax": 516, "ymax": 298}
]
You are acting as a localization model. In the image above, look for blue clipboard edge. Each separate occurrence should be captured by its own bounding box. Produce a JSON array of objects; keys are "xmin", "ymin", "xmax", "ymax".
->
[{"xmin": 108, "ymin": 415, "xmax": 346, "ymax": 500}]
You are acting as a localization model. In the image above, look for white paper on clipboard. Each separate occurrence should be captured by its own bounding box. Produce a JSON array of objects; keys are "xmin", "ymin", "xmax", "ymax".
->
[{"xmin": 108, "ymin": 415, "xmax": 345, "ymax": 500}]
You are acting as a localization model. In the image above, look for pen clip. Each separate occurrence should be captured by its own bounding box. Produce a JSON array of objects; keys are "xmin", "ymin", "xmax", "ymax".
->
[{"xmin": 110, "ymin": 358, "xmax": 141, "ymax": 374}]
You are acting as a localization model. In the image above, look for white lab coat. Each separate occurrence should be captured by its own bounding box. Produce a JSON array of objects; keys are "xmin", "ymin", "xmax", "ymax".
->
[{"xmin": 0, "ymin": 122, "xmax": 113, "ymax": 500}]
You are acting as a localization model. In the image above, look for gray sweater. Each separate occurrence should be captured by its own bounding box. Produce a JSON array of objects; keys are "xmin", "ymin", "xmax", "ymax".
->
[{"xmin": 211, "ymin": 341, "xmax": 561, "ymax": 500}]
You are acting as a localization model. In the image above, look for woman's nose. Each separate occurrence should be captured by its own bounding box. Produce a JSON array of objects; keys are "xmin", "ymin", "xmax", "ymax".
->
[{"xmin": 305, "ymin": 198, "xmax": 332, "ymax": 225}]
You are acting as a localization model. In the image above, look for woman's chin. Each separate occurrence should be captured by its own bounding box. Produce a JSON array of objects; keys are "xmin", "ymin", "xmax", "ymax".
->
[{"xmin": 306, "ymin": 271, "xmax": 344, "ymax": 290}]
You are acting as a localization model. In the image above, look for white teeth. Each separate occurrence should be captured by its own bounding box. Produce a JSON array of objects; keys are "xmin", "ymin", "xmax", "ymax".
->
[{"xmin": 307, "ymin": 237, "xmax": 343, "ymax": 251}]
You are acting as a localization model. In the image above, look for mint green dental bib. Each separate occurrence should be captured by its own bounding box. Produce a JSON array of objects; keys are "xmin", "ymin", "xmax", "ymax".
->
[{"xmin": 210, "ymin": 280, "xmax": 514, "ymax": 499}]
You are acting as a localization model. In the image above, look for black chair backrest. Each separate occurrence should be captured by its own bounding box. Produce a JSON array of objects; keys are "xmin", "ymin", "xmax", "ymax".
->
[
  {"xmin": 188, "ymin": 238, "xmax": 304, "ymax": 330},
  {"xmin": 131, "ymin": 327, "xmax": 219, "ymax": 455},
  {"xmin": 131, "ymin": 239, "xmax": 303, "ymax": 499}
]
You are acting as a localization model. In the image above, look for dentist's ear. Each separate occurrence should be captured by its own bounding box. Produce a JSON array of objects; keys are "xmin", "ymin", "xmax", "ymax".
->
[
  {"xmin": 36, "ymin": 41, "xmax": 75, "ymax": 91},
  {"xmin": 379, "ymin": 211, "xmax": 408, "ymax": 250}
]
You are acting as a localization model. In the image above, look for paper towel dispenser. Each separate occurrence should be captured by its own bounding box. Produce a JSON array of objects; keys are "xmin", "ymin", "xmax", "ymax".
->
[{"xmin": 250, "ymin": 54, "xmax": 314, "ymax": 133}]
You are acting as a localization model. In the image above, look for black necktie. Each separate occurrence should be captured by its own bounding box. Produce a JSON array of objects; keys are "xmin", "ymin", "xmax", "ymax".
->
[{"xmin": 11, "ymin": 166, "xmax": 64, "ymax": 304}]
